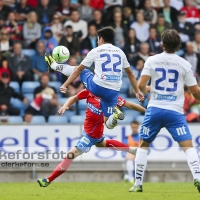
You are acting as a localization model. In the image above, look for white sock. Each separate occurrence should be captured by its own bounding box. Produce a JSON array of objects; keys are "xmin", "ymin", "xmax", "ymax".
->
[
  {"xmin": 185, "ymin": 148, "xmax": 200, "ymax": 180},
  {"xmin": 126, "ymin": 160, "xmax": 134, "ymax": 182},
  {"xmin": 134, "ymin": 148, "xmax": 148, "ymax": 186},
  {"xmin": 106, "ymin": 114, "xmax": 117, "ymax": 129},
  {"xmin": 51, "ymin": 62, "xmax": 75, "ymax": 76}
]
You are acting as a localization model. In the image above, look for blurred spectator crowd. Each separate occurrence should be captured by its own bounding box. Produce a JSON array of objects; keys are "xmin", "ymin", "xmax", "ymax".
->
[{"xmin": 0, "ymin": 0, "xmax": 200, "ymax": 124}]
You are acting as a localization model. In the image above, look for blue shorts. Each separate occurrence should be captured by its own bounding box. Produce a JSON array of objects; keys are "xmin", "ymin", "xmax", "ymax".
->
[
  {"xmin": 76, "ymin": 130, "xmax": 105, "ymax": 153},
  {"xmin": 80, "ymin": 69, "xmax": 119, "ymax": 117},
  {"xmin": 140, "ymin": 107, "xmax": 192, "ymax": 143}
]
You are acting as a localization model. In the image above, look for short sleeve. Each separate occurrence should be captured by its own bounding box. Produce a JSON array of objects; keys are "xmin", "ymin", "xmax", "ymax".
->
[
  {"xmin": 184, "ymin": 65, "xmax": 197, "ymax": 87},
  {"xmin": 141, "ymin": 57, "xmax": 151, "ymax": 76},
  {"xmin": 81, "ymin": 49, "xmax": 95, "ymax": 67},
  {"xmin": 117, "ymin": 96, "xmax": 126, "ymax": 108},
  {"xmin": 77, "ymin": 89, "xmax": 90, "ymax": 100},
  {"xmin": 122, "ymin": 52, "xmax": 130, "ymax": 68}
]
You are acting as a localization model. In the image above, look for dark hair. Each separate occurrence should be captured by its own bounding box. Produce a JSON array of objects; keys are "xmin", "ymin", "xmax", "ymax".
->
[
  {"xmin": 92, "ymin": 9, "xmax": 102, "ymax": 15},
  {"xmin": 97, "ymin": 26, "xmax": 115, "ymax": 43},
  {"xmin": 66, "ymin": 25, "xmax": 73, "ymax": 29},
  {"xmin": 131, "ymin": 120, "xmax": 140, "ymax": 125},
  {"xmin": 158, "ymin": 13, "xmax": 164, "ymax": 18},
  {"xmin": 71, "ymin": 9, "xmax": 79, "ymax": 13},
  {"xmin": 161, "ymin": 29, "xmax": 181, "ymax": 53}
]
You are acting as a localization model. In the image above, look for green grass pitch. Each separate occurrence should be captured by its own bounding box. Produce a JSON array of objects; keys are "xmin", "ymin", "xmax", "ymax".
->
[{"xmin": 0, "ymin": 182, "xmax": 199, "ymax": 200}]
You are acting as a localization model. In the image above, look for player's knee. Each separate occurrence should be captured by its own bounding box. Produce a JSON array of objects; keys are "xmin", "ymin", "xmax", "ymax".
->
[{"xmin": 139, "ymin": 140, "xmax": 150, "ymax": 148}]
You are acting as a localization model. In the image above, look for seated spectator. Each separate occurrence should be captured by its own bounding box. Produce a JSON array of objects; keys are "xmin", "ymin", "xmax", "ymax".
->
[
  {"xmin": 0, "ymin": 57, "xmax": 11, "ymax": 80},
  {"xmin": 64, "ymin": 56, "xmax": 84, "ymax": 97},
  {"xmin": 150, "ymin": 0, "xmax": 164, "ymax": 8},
  {"xmin": 78, "ymin": 0, "xmax": 93, "ymax": 22},
  {"xmin": 111, "ymin": 11, "xmax": 127, "ymax": 48},
  {"xmin": 59, "ymin": 25, "xmax": 80, "ymax": 56},
  {"xmin": 90, "ymin": 0, "xmax": 104, "ymax": 10},
  {"xmin": 133, "ymin": 42, "xmax": 150, "ymax": 66},
  {"xmin": 122, "ymin": 7, "xmax": 134, "ymax": 29},
  {"xmin": 130, "ymin": 11, "xmax": 150, "ymax": 42},
  {"xmin": 81, "ymin": 24, "xmax": 97, "ymax": 51},
  {"xmin": 56, "ymin": 0, "xmax": 74, "ymax": 23},
  {"xmin": 148, "ymin": 26, "xmax": 162, "ymax": 56},
  {"xmin": 192, "ymin": 31, "xmax": 200, "ymax": 54},
  {"xmin": 0, "ymin": 28, "xmax": 13, "ymax": 58},
  {"xmin": 0, "ymin": 0, "xmax": 11, "ymax": 21},
  {"xmin": 3, "ymin": 12, "xmax": 22, "ymax": 41},
  {"xmin": 14, "ymin": 0, "xmax": 33, "ymax": 24},
  {"xmin": 23, "ymin": 11, "xmax": 41, "ymax": 48},
  {"xmin": 156, "ymin": 13, "xmax": 170, "ymax": 36},
  {"xmin": 32, "ymin": 40, "xmax": 50, "ymax": 81},
  {"xmin": 23, "ymin": 110, "xmax": 33, "ymax": 123},
  {"xmin": 173, "ymin": 11, "xmax": 194, "ymax": 45},
  {"xmin": 35, "ymin": 0, "xmax": 55, "ymax": 25},
  {"xmin": 34, "ymin": 74, "xmax": 60, "ymax": 117},
  {"xmin": 64, "ymin": 9, "xmax": 88, "ymax": 40},
  {"xmin": 8, "ymin": 42, "xmax": 32, "ymax": 84},
  {"xmin": 184, "ymin": 42, "xmax": 200, "ymax": 77},
  {"xmin": 40, "ymin": 27, "xmax": 58, "ymax": 52},
  {"xmin": 181, "ymin": 0, "xmax": 199, "ymax": 24},
  {"xmin": 124, "ymin": 29, "xmax": 140, "ymax": 63},
  {"xmin": 50, "ymin": 14, "xmax": 63, "ymax": 42},
  {"xmin": 132, "ymin": 59, "xmax": 145, "ymax": 80},
  {"xmin": 158, "ymin": 0, "xmax": 178, "ymax": 25},
  {"xmin": 88, "ymin": 9, "xmax": 105, "ymax": 30},
  {"xmin": 0, "ymin": 71, "xmax": 28, "ymax": 116},
  {"xmin": 143, "ymin": 0, "xmax": 157, "ymax": 25}
]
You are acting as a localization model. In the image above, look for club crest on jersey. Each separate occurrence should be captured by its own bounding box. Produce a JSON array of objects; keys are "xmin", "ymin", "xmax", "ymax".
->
[{"xmin": 56, "ymin": 65, "xmax": 63, "ymax": 71}]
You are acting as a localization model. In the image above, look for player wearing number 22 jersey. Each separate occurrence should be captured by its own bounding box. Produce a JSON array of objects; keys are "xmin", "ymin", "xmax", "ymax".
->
[{"xmin": 60, "ymin": 27, "xmax": 144, "ymax": 129}]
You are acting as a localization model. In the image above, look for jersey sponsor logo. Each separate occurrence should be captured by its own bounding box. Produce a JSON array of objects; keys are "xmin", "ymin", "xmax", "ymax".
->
[
  {"xmin": 80, "ymin": 137, "xmax": 90, "ymax": 145},
  {"xmin": 101, "ymin": 74, "xmax": 120, "ymax": 82},
  {"xmin": 142, "ymin": 126, "xmax": 150, "ymax": 136},
  {"xmin": 87, "ymin": 102, "xmax": 102, "ymax": 115},
  {"xmin": 154, "ymin": 92, "xmax": 177, "ymax": 101},
  {"xmin": 176, "ymin": 126, "xmax": 187, "ymax": 136},
  {"xmin": 56, "ymin": 65, "xmax": 63, "ymax": 71}
]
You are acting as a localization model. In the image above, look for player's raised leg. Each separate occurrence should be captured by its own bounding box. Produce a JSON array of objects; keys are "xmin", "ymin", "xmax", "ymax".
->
[
  {"xmin": 37, "ymin": 147, "xmax": 81, "ymax": 187},
  {"xmin": 44, "ymin": 52, "xmax": 76, "ymax": 76},
  {"xmin": 95, "ymin": 139, "xmax": 137, "ymax": 155}
]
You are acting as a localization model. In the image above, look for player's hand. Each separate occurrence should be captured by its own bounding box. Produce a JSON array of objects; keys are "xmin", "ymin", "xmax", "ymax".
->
[
  {"xmin": 60, "ymin": 85, "xmax": 67, "ymax": 93},
  {"xmin": 58, "ymin": 106, "xmax": 69, "ymax": 115},
  {"xmin": 136, "ymin": 91, "xmax": 145, "ymax": 102}
]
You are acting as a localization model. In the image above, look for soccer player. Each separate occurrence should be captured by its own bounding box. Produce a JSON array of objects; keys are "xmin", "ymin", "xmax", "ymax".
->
[
  {"xmin": 129, "ymin": 29, "xmax": 200, "ymax": 193},
  {"xmin": 37, "ymin": 89, "xmax": 146, "ymax": 187},
  {"xmin": 50, "ymin": 27, "xmax": 144, "ymax": 129}
]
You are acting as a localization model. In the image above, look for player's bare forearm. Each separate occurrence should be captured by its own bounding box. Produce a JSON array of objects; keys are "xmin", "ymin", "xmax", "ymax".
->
[
  {"xmin": 188, "ymin": 85, "xmax": 200, "ymax": 101},
  {"xmin": 63, "ymin": 96, "xmax": 79, "ymax": 108},
  {"xmin": 124, "ymin": 101, "xmax": 146, "ymax": 113},
  {"xmin": 62, "ymin": 65, "xmax": 85, "ymax": 88},
  {"xmin": 138, "ymin": 75, "xmax": 150, "ymax": 94},
  {"xmin": 124, "ymin": 67, "xmax": 139, "ymax": 93}
]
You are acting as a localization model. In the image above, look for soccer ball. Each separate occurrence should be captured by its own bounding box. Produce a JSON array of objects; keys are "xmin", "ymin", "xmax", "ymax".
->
[{"xmin": 52, "ymin": 46, "xmax": 70, "ymax": 63}]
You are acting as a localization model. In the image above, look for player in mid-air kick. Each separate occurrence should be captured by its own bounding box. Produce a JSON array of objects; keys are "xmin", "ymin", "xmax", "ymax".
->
[
  {"xmin": 37, "ymin": 89, "xmax": 146, "ymax": 187},
  {"xmin": 45, "ymin": 26, "xmax": 144, "ymax": 130},
  {"xmin": 129, "ymin": 29, "xmax": 200, "ymax": 193}
]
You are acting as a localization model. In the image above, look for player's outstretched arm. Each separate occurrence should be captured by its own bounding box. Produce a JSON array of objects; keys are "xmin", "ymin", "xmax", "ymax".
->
[
  {"xmin": 58, "ymin": 95, "xmax": 79, "ymax": 115},
  {"xmin": 138, "ymin": 75, "xmax": 151, "ymax": 94},
  {"xmin": 123, "ymin": 101, "xmax": 146, "ymax": 113},
  {"xmin": 188, "ymin": 85, "xmax": 200, "ymax": 101},
  {"xmin": 124, "ymin": 67, "xmax": 144, "ymax": 101},
  {"xmin": 60, "ymin": 64, "xmax": 86, "ymax": 93}
]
